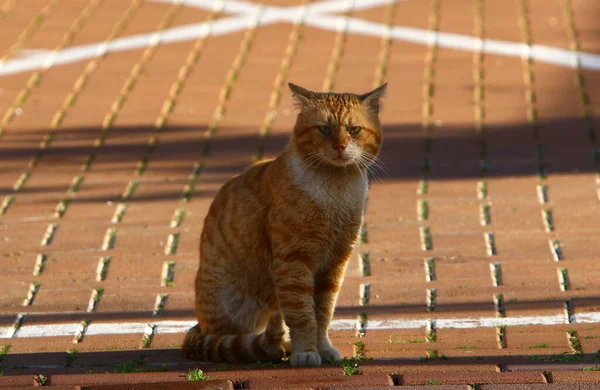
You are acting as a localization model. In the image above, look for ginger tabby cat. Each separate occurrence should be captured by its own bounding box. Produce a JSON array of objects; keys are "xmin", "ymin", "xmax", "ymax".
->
[{"xmin": 181, "ymin": 82, "xmax": 387, "ymax": 367}]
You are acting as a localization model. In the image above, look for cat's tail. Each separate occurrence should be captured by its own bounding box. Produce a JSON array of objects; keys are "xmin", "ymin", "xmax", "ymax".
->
[{"xmin": 180, "ymin": 324, "xmax": 290, "ymax": 363}]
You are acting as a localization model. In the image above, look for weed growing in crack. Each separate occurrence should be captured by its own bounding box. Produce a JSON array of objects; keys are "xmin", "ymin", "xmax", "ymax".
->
[
  {"xmin": 0, "ymin": 344, "xmax": 10, "ymax": 361},
  {"xmin": 583, "ymin": 366, "xmax": 600, "ymax": 371},
  {"xmin": 359, "ymin": 252, "xmax": 371, "ymax": 277},
  {"xmin": 549, "ymin": 352, "xmax": 584, "ymax": 362},
  {"xmin": 417, "ymin": 178, "xmax": 429, "ymax": 195},
  {"xmin": 456, "ymin": 345, "xmax": 478, "ymax": 350},
  {"xmin": 35, "ymin": 374, "xmax": 47, "ymax": 386},
  {"xmin": 530, "ymin": 343, "xmax": 549, "ymax": 349},
  {"xmin": 353, "ymin": 340, "xmax": 369, "ymax": 360},
  {"xmin": 340, "ymin": 360, "xmax": 359, "ymax": 376},
  {"xmin": 420, "ymin": 226, "xmax": 432, "ymax": 251},
  {"xmin": 112, "ymin": 355, "xmax": 166, "ymax": 373},
  {"xmin": 186, "ymin": 368, "xmax": 210, "ymax": 381},
  {"xmin": 66, "ymin": 349, "xmax": 79, "ymax": 367},
  {"xmin": 418, "ymin": 199, "xmax": 429, "ymax": 220}
]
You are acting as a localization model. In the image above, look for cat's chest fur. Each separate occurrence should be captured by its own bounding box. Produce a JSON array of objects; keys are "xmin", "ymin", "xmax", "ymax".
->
[{"xmin": 287, "ymin": 155, "xmax": 368, "ymax": 216}]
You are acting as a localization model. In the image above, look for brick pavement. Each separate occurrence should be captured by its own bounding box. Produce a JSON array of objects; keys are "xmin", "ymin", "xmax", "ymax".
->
[{"xmin": 1, "ymin": 0, "xmax": 600, "ymax": 388}]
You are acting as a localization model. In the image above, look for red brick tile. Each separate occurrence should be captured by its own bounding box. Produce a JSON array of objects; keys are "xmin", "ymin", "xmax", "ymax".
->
[
  {"xmin": 505, "ymin": 363, "xmax": 600, "ymax": 372},
  {"xmin": 47, "ymin": 371, "xmax": 187, "ymax": 386},
  {"xmin": 206, "ymin": 366, "xmax": 346, "ymax": 381},
  {"xmin": 398, "ymin": 371, "xmax": 547, "ymax": 386},
  {"xmin": 479, "ymin": 385, "xmax": 596, "ymax": 390},
  {"xmin": 2, "ymin": 335, "xmax": 75, "ymax": 356},
  {"xmin": 503, "ymin": 326, "xmax": 570, "ymax": 356},
  {"xmin": 577, "ymin": 326, "xmax": 600, "ymax": 355},
  {"xmin": 359, "ymin": 361, "xmax": 500, "ymax": 375},
  {"xmin": 390, "ymin": 387, "xmax": 470, "ymax": 390},
  {"xmin": 359, "ymin": 329, "xmax": 430, "ymax": 360},
  {"xmin": 436, "ymin": 328, "xmax": 499, "ymax": 358},
  {"xmin": 74, "ymin": 333, "xmax": 146, "ymax": 353},
  {"xmin": 147, "ymin": 332, "xmax": 184, "ymax": 350},
  {"xmin": 0, "ymin": 374, "xmax": 36, "ymax": 387},
  {"xmin": 82, "ymin": 381, "xmax": 234, "ymax": 390},
  {"xmin": 549, "ymin": 370, "xmax": 600, "ymax": 384},
  {"xmin": 245, "ymin": 373, "xmax": 393, "ymax": 389},
  {"xmin": 329, "ymin": 329, "xmax": 359, "ymax": 359}
]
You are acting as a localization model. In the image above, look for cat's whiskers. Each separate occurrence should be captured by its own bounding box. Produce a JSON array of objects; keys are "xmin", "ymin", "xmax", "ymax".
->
[
  {"xmin": 355, "ymin": 152, "xmax": 387, "ymax": 183},
  {"xmin": 299, "ymin": 151, "xmax": 326, "ymax": 171}
]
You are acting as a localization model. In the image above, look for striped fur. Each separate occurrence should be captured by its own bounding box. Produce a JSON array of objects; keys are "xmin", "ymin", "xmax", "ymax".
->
[{"xmin": 181, "ymin": 82, "xmax": 387, "ymax": 367}]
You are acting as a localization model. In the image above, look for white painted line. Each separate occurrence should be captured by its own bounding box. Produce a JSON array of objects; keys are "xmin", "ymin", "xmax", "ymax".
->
[
  {"xmin": 576, "ymin": 312, "xmax": 600, "ymax": 323},
  {"xmin": 329, "ymin": 319, "xmax": 356, "ymax": 331},
  {"xmin": 1, "ymin": 311, "xmax": 599, "ymax": 339},
  {"xmin": 365, "ymin": 318, "xmax": 426, "ymax": 330},
  {"xmin": 86, "ymin": 322, "xmax": 147, "ymax": 336},
  {"xmin": 155, "ymin": 320, "xmax": 197, "ymax": 334},
  {"xmin": 0, "ymin": 314, "xmax": 25, "ymax": 338},
  {"xmin": 1, "ymin": 0, "xmax": 599, "ymax": 77},
  {"xmin": 16, "ymin": 322, "xmax": 80, "ymax": 338},
  {"xmin": 96, "ymin": 41, "xmax": 109, "ymax": 57}
]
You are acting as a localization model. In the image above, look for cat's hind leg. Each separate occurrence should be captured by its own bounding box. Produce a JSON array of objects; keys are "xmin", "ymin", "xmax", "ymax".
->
[
  {"xmin": 181, "ymin": 298, "xmax": 287, "ymax": 363},
  {"xmin": 181, "ymin": 319, "xmax": 287, "ymax": 363}
]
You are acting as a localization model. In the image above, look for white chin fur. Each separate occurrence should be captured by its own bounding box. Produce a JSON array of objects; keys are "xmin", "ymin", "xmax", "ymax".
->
[{"xmin": 327, "ymin": 157, "xmax": 354, "ymax": 167}]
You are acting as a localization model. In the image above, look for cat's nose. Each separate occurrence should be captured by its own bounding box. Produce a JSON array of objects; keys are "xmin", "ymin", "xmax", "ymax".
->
[{"xmin": 333, "ymin": 144, "xmax": 346, "ymax": 153}]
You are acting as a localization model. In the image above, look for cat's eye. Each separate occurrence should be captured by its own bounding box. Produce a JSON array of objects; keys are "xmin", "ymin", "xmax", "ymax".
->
[
  {"xmin": 349, "ymin": 126, "xmax": 362, "ymax": 135},
  {"xmin": 317, "ymin": 126, "xmax": 331, "ymax": 136}
]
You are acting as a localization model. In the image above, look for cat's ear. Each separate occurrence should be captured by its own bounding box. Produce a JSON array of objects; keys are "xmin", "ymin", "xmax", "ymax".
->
[
  {"xmin": 359, "ymin": 82, "xmax": 388, "ymax": 115},
  {"xmin": 288, "ymin": 82, "xmax": 316, "ymax": 110}
]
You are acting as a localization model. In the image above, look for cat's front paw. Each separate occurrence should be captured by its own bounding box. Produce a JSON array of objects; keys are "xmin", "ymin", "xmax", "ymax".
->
[
  {"xmin": 290, "ymin": 351, "xmax": 321, "ymax": 367},
  {"xmin": 319, "ymin": 346, "xmax": 341, "ymax": 363}
]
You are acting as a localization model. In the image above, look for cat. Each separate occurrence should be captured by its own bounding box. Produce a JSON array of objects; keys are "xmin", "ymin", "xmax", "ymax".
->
[{"xmin": 181, "ymin": 81, "xmax": 387, "ymax": 367}]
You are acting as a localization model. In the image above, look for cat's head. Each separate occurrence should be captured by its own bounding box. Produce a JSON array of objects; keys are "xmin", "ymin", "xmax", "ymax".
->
[{"xmin": 288, "ymin": 82, "xmax": 387, "ymax": 170}]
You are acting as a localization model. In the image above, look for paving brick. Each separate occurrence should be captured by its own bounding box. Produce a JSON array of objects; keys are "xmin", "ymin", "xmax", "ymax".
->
[
  {"xmin": 505, "ymin": 363, "xmax": 600, "ymax": 372},
  {"xmin": 504, "ymin": 326, "xmax": 570, "ymax": 356},
  {"xmin": 0, "ymin": 374, "xmax": 36, "ymax": 388},
  {"xmin": 244, "ymin": 373, "xmax": 393, "ymax": 389},
  {"xmin": 436, "ymin": 328, "xmax": 499, "ymax": 358},
  {"xmin": 397, "ymin": 371, "xmax": 547, "ymax": 386},
  {"xmin": 479, "ymin": 385, "xmax": 597, "ymax": 390},
  {"xmin": 549, "ymin": 370, "xmax": 600, "ymax": 384},
  {"xmin": 81, "ymin": 381, "xmax": 234, "ymax": 390},
  {"xmin": 387, "ymin": 387, "xmax": 470, "ymax": 390},
  {"xmin": 46, "ymin": 372, "xmax": 188, "ymax": 386},
  {"xmin": 205, "ymin": 366, "xmax": 346, "ymax": 382},
  {"xmin": 358, "ymin": 361, "xmax": 500, "ymax": 375}
]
